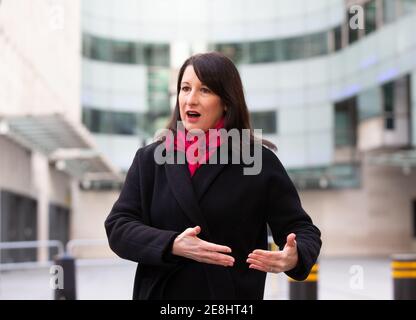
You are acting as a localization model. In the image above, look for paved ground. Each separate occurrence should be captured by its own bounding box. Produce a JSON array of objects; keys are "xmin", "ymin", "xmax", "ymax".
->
[{"xmin": 0, "ymin": 257, "xmax": 392, "ymax": 300}]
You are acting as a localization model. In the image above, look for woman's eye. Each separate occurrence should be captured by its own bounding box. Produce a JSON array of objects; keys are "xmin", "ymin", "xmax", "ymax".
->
[
  {"xmin": 181, "ymin": 86, "xmax": 190, "ymax": 92},
  {"xmin": 201, "ymin": 87, "xmax": 211, "ymax": 94}
]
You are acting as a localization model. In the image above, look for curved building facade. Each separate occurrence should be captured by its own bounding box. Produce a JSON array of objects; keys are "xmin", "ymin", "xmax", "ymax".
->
[{"xmin": 82, "ymin": 0, "xmax": 416, "ymax": 255}]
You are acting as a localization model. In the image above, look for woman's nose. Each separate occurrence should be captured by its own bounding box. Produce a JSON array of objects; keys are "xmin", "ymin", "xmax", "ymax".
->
[{"xmin": 186, "ymin": 90, "xmax": 199, "ymax": 105}]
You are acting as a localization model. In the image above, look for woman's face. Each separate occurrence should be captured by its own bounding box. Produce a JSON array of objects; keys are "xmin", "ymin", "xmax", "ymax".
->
[{"xmin": 178, "ymin": 65, "xmax": 225, "ymax": 132}]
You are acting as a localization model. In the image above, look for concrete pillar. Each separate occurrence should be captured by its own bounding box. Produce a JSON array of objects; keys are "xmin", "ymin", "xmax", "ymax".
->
[
  {"xmin": 69, "ymin": 178, "xmax": 79, "ymax": 243},
  {"xmin": 32, "ymin": 151, "xmax": 50, "ymax": 262}
]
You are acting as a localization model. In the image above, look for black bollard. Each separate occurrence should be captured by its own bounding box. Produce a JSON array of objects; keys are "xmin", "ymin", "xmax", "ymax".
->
[
  {"xmin": 391, "ymin": 254, "xmax": 416, "ymax": 300},
  {"xmin": 289, "ymin": 263, "xmax": 318, "ymax": 300},
  {"xmin": 53, "ymin": 254, "xmax": 77, "ymax": 300}
]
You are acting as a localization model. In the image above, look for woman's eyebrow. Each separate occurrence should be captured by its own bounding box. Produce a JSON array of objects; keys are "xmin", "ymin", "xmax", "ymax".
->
[{"xmin": 181, "ymin": 81, "xmax": 190, "ymax": 85}]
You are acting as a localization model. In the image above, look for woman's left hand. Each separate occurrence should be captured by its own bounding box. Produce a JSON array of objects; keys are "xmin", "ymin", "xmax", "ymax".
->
[{"xmin": 246, "ymin": 233, "xmax": 298, "ymax": 273}]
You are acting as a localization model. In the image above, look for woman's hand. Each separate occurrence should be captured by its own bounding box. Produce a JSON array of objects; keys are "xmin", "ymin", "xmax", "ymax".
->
[
  {"xmin": 172, "ymin": 226, "xmax": 235, "ymax": 267},
  {"xmin": 246, "ymin": 233, "xmax": 298, "ymax": 273}
]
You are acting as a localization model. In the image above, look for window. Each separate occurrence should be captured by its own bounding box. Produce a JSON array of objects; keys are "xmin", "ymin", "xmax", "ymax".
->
[
  {"xmin": 348, "ymin": 10, "xmax": 360, "ymax": 44},
  {"xmin": 83, "ymin": 106, "xmax": 171, "ymax": 137},
  {"xmin": 82, "ymin": 33, "xmax": 169, "ymax": 67},
  {"xmin": 383, "ymin": 0, "xmax": 397, "ymax": 24},
  {"xmin": 212, "ymin": 30, "xmax": 329, "ymax": 65},
  {"xmin": 382, "ymin": 82, "xmax": 395, "ymax": 130},
  {"xmin": 90, "ymin": 36, "xmax": 113, "ymax": 62},
  {"xmin": 335, "ymin": 98, "xmax": 357, "ymax": 147},
  {"xmin": 49, "ymin": 204, "xmax": 69, "ymax": 260},
  {"xmin": 83, "ymin": 108, "xmax": 139, "ymax": 135},
  {"xmin": 285, "ymin": 36, "xmax": 307, "ymax": 61},
  {"xmin": 308, "ymin": 33, "xmax": 329, "ymax": 57},
  {"xmin": 0, "ymin": 190, "xmax": 37, "ymax": 263},
  {"xmin": 216, "ymin": 43, "xmax": 247, "ymax": 64},
  {"xmin": 249, "ymin": 40, "xmax": 276, "ymax": 63},
  {"xmin": 401, "ymin": 0, "xmax": 416, "ymax": 14},
  {"xmin": 147, "ymin": 67, "xmax": 170, "ymax": 113},
  {"xmin": 250, "ymin": 111, "xmax": 277, "ymax": 134},
  {"xmin": 357, "ymin": 87, "xmax": 382, "ymax": 120},
  {"xmin": 333, "ymin": 26, "xmax": 343, "ymax": 51},
  {"xmin": 275, "ymin": 39, "xmax": 288, "ymax": 62},
  {"xmin": 145, "ymin": 44, "xmax": 170, "ymax": 67},
  {"xmin": 288, "ymin": 164, "xmax": 360, "ymax": 190},
  {"xmin": 365, "ymin": 0, "xmax": 377, "ymax": 35},
  {"xmin": 112, "ymin": 40, "xmax": 136, "ymax": 64}
]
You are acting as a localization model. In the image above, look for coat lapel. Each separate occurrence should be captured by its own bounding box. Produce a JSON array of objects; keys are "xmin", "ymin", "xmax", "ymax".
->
[
  {"xmin": 191, "ymin": 144, "xmax": 231, "ymax": 201},
  {"xmin": 164, "ymin": 148, "xmax": 230, "ymax": 235},
  {"xmin": 164, "ymin": 154, "xmax": 211, "ymax": 238},
  {"xmin": 191, "ymin": 162, "xmax": 227, "ymax": 202},
  {"xmin": 164, "ymin": 149, "xmax": 236, "ymax": 299}
]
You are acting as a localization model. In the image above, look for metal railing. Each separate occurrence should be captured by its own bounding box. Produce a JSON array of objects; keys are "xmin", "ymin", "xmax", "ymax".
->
[
  {"xmin": 0, "ymin": 240, "xmax": 64, "ymax": 271},
  {"xmin": 66, "ymin": 238, "xmax": 108, "ymax": 256},
  {"xmin": 0, "ymin": 238, "xmax": 111, "ymax": 300}
]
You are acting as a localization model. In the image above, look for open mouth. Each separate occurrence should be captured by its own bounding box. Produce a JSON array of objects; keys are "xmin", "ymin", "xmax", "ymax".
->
[{"xmin": 186, "ymin": 111, "xmax": 201, "ymax": 118}]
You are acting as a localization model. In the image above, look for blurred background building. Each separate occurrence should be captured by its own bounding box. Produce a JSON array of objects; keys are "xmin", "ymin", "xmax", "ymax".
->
[
  {"xmin": 0, "ymin": 0, "xmax": 120, "ymax": 263},
  {"xmin": 1, "ymin": 0, "xmax": 416, "ymax": 267}
]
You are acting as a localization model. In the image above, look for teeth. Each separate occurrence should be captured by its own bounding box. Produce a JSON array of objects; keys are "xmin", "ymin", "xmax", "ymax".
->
[{"xmin": 187, "ymin": 111, "xmax": 200, "ymax": 116}]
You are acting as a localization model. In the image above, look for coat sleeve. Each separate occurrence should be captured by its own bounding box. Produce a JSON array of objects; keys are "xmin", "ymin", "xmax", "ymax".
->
[
  {"xmin": 104, "ymin": 149, "xmax": 180, "ymax": 266},
  {"xmin": 263, "ymin": 148, "xmax": 322, "ymax": 280}
]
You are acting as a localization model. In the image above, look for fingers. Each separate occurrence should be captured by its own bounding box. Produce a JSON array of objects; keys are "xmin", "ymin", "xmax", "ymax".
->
[
  {"xmin": 183, "ymin": 226, "xmax": 231, "ymax": 253},
  {"xmin": 247, "ymin": 250, "xmax": 285, "ymax": 273},
  {"xmin": 200, "ymin": 239, "xmax": 232, "ymax": 254},
  {"xmin": 183, "ymin": 225, "xmax": 201, "ymax": 237},
  {"xmin": 194, "ymin": 225, "xmax": 201, "ymax": 236},
  {"xmin": 199, "ymin": 241, "xmax": 234, "ymax": 266},
  {"xmin": 198, "ymin": 251, "xmax": 234, "ymax": 267},
  {"xmin": 248, "ymin": 263, "xmax": 269, "ymax": 273},
  {"xmin": 182, "ymin": 226, "xmax": 234, "ymax": 267},
  {"xmin": 246, "ymin": 255, "xmax": 270, "ymax": 272},
  {"xmin": 251, "ymin": 249, "xmax": 275, "ymax": 257},
  {"xmin": 286, "ymin": 233, "xmax": 297, "ymax": 248}
]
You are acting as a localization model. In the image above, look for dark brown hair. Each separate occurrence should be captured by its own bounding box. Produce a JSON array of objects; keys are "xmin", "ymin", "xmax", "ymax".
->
[{"xmin": 165, "ymin": 52, "xmax": 276, "ymax": 151}]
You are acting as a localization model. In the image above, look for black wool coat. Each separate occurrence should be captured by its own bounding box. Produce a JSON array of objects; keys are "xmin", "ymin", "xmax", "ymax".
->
[{"xmin": 105, "ymin": 141, "xmax": 321, "ymax": 300}]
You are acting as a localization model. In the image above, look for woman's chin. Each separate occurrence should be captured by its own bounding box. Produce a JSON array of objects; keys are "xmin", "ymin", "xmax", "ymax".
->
[{"xmin": 184, "ymin": 123, "xmax": 204, "ymax": 132}]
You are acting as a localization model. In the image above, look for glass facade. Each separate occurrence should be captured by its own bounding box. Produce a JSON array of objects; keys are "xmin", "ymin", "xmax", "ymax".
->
[
  {"xmin": 333, "ymin": 25, "xmax": 342, "ymax": 51},
  {"xmin": 214, "ymin": 30, "xmax": 329, "ymax": 64},
  {"xmin": 357, "ymin": 87, "xmax": 382, "ymax": 121},
  {"xmin": 82, "ymin": 33, "xmax": 170, "ymax": 66},
  {"xmin": 383, "ymin": 0, "xmax": 397, "ymax": 23},
  {"xmin": 288, "ymin": 164, "xmax": 361, "ymax": 190},
  {"xmin": 250, "ymin": 111, "xmax": 277, "ymax": 134},
  {"xmin": 80, "ymin": 0, "xmax": 416, "ymax": 189},
  {"xmin": 83, "ymin": 107, "xmax": 171, "ymax": 137},
  {"xmin": 83, "ymin": 107, "xmax": 140, "ymax": 135},
  {"xmin": 335, "ymin": 98, "xmax": 357, "ymax": 147},
  {"xmin": 147, "ymin": 67, "xmax": 171, "ymax": 113},
  {"xmin": 48, "ymin": 204, "xmax": 70, "ymax": 260},
  {"xmin": 382, "ymin": 81, "xmax": 395, "ymax": 130},
  {"xmin": 215, "ymin": 1, "xmax": 415, "ymax": 64},
  {"xmin": 0, "ymin": 190, "xmax": 37, "ymax": 263},
  {"xmin": 365, "ymin": 0, "xmax": 377, "ymax": 35},
  {"xmin": 401, "ymin": 0, "xmax": 416, "ymax": 14},
  {"xmin": 347, "ymin": 9, "xmax": 360, "ymax": 45}
]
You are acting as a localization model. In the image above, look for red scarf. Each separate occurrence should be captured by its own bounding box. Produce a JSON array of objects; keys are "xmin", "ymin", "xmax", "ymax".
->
[{"xmin": 166, "ymin": 117, "xmax": 225, "ymax": 176}]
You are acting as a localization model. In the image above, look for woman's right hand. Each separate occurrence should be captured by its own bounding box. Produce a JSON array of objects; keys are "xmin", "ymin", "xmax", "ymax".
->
[{"xmin": 172, "ymin": 226, "xmax": 234, "ymax": 267}]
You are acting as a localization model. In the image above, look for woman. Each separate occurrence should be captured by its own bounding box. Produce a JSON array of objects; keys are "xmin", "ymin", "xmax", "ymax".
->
[{"xmin": 105, "ymin": 52, "xmax": 321, "ymax": 300}]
